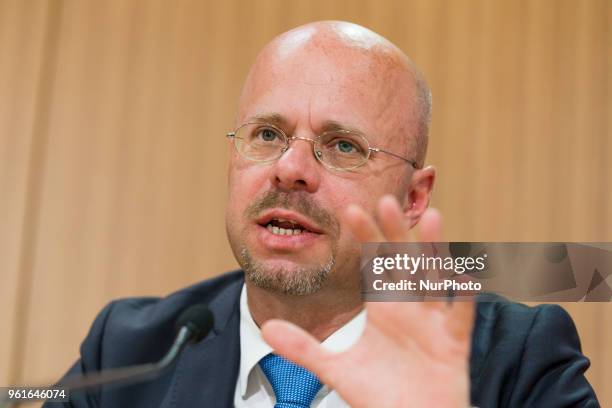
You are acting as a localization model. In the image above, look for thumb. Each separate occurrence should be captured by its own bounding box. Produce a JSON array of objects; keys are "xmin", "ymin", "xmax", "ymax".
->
[{"xmin": 261, "ymin": 319, "xmax": 335, "ymax": 383}]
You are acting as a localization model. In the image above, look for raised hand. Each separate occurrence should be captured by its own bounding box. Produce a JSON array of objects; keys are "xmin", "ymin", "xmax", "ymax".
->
[{"xmin": 262, "ymin": 195, "xmax": 475, "ymax": 408}]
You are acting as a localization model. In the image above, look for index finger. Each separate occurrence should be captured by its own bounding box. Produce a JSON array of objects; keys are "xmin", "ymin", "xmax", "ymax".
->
[{"xmin": 417, "ymin": 208, "xmax": 442, "ymax": 242}]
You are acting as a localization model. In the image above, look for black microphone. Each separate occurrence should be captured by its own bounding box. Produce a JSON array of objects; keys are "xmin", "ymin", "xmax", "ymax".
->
[{"xmin": 0, "ymin": 303, "xmax": 213, "ymax": 406}]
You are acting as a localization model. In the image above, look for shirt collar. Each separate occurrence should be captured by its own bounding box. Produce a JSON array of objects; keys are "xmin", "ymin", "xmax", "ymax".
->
[{"xmin": 238, "ymin": 283, "xmax": 367, "ymax": 397}]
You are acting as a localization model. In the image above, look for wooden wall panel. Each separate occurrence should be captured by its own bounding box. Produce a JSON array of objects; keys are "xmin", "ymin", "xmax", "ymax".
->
[
  {"xmin": 0, "ymin": 0, "xmax": 52, "ymax": 385},
  {"xmin": 19, "ymin": 0, "xmax": 242, "ymax": 383},
  {"xmin": 0, "ymin": 0, "xmax": 609, "ymax": 404}
]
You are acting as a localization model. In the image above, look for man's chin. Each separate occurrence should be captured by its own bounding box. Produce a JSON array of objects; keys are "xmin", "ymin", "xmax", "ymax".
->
[
  {"xmin": 239, "ymin": 248, "xmax": 335, "ymax": 296},
  {"xmin": 251, "ymin": 257, "xmax": 320, "ymax": 272}
]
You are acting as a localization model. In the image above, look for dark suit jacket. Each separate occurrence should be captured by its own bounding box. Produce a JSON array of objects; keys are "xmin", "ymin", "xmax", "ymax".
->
[{"xmin": 44, "ymin": 270, "xmax": 599, "ymax": 407}]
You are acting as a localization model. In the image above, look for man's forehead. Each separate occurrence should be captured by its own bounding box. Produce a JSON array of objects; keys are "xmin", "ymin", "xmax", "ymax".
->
[
  {"xmin": 238, "ymin": 78, "xmax": 400, "ymax": 142},
  {"xmin": 239, "ymin": 59, "xmax": 414, "ymax": 143}
]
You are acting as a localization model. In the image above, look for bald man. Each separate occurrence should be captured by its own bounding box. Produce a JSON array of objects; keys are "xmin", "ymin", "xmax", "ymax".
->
[{"xmin": 46, "ymin": 21, "xmax": 598, "ymax": 407}]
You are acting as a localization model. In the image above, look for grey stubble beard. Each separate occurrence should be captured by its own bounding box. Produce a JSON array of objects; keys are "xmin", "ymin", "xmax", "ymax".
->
[{"xmin": 239, "ymin": 245, "xmax": 337, "ymax": 296}]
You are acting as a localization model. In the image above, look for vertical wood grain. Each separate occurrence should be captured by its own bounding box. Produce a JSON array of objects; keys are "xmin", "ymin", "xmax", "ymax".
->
[{"xmin": 0, "ymin": 0, "xmax": 55, "ymax": 385}]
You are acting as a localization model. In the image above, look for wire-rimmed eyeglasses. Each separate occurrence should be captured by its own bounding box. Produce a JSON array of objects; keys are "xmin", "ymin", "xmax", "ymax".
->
[{"xmin": 226, "ymin": 122, "xmax": 419, "ymax": 171}]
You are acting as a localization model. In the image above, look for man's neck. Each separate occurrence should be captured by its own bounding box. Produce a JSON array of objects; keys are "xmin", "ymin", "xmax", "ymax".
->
[{"xmin": 246, "ymin": 282, "xmax": 363, "ymax": 342}]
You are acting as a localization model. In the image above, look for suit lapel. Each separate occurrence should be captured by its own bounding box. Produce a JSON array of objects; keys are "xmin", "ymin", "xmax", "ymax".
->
[{"xmin": 162, "ymin": 278, "xmax": 243, "ymax": 408}]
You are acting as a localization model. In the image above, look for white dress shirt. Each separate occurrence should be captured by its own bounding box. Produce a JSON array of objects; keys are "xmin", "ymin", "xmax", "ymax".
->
[{"xmin": 233, "ymin": 284, "xmax": 367, "ymax": 407}]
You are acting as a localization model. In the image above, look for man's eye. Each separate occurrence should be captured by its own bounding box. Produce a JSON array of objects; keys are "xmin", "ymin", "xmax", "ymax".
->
[
  {"xmin": 256, "ymin": 128, "xmax": 280, "ymax": 142},
  {"xmin": 335, "ymin": 139, "xmax": 358, "ymax": 153}
]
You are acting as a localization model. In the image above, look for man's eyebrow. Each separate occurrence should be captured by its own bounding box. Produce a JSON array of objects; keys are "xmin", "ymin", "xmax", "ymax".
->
[
  {"xmin": 246, "ymin": 115, "xmax": 368, "ymax": 137},
  {"xmin": 249, "ymin": 113, "xmax": 289, "ymax": 127},
  {"xmin": 321, "ymin": 120, "xmax": 366, "ymax": 136}
]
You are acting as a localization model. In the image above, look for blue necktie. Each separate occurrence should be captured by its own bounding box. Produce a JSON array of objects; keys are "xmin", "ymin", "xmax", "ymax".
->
[{"xmin": 259, "ymin": 353, "xmax": 323, "ymax": 408}]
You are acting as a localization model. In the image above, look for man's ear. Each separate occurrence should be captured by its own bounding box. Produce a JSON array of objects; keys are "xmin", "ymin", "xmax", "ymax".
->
[{"xmin": 404, "ymin": 165, "xmax": 436, "ymax": 229}]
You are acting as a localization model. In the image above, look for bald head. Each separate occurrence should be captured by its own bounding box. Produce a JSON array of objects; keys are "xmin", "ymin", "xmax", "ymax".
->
[{"xmin": 238, "ymin": 21, "xmax": 431, "ymax": 167}]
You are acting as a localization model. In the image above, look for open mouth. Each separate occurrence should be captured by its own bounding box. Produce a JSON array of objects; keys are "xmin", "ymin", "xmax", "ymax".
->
[
  {"xmin": 256, "ymin": 210, "xmax": 323, "ymax": 237},
  {"xmin": 264, "ymin": 218, "xmax": 309, "ymax": 236},
  {"xmin": 254, "ymin": 210, "xmax": 325, "ymax": 251}
]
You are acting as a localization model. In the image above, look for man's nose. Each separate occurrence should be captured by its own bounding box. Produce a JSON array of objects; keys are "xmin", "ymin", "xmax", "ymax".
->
[{"xmin": 270, "ymin": 137, "xmax": 321, "ymax": 193}]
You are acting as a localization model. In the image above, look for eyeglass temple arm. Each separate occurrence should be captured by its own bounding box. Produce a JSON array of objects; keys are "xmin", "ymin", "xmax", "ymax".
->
[{"xmin": 370, "ymin": 147, "xmax": 419, "ymax": 169}]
